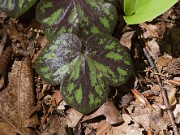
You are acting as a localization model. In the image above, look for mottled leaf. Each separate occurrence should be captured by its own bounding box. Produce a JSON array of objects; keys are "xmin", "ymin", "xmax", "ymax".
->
[
  {"xmin": 0, "ymin": 0, "xmax": 37, "ymax": 18},
  {"xmin": 35, "ymin": 33, "xmax": 133, "ymax": 113},
  {"xmin": 36, "ymin": 0, "xmax": 117, "ymax": 40},
  {"xmin": 104, "ymin": 0, "xmax": 118, "ymax": 6}
]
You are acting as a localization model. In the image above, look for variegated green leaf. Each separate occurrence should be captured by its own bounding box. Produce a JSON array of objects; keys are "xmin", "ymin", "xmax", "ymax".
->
[
  {"xmin": 36, "ymin": 0, "xmax": 117, "ymax": 40},
  {"xmin": 35, "ymin": 33, "xmax": 133, "ymax": 113},
  {"xmin": 0, "ymin": 0, "xmax": 37, "ymax": 17},
  {"xmin": 104, "ymin": 0, "xmax": 118, "ymax": 6}
]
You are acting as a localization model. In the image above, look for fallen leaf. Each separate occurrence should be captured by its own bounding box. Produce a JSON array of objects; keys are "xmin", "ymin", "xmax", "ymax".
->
[
  {"xmin": 156, "ymin": 56, "xmax": 172, "ymax": 73},
  {"xmin": 57, "ymin": 100, "xmax": 67, "ymax": 110},
  {"xmin": 96, "ymin": 114, "xmax": 144, "ymax": 135},
  {"xmin": 0, "ymin": 121, "xmax": 16, "ymax": 135},
  {"xmin": 0, "ymin": 57, "xmax": 38, "ymax": 134},
  {"xmin": 168, "ymin": 79, "xmax": 180, "ymax": 86},
  {"xmin": 130, "ymin": 104, "xmax": 168, "ymax": 132},
  {"xmin": 166, "ymin": 58, "xmax": 180, "ymax": 75},
  {"xmin": 120, "ymin": 94, "xmax": 134, "ymax": 108},
  {"xmin": 52, "ymin": 90, "xmax": 63, "ymax": 105},
  {"xmin": 132, "ymin": 89, "xmax": 153, "ymax": 112},
  {"xmin": 140, "ymin": 23, "xmax": 159, "ymax": 38},
  {"xmin": 120, "ymin": 28, "xmax": 135, "ymax": 49},
  {"xmin": 82, "ymin": 100, "xmax": 123, "ymax": 125},
  {"xmin": 168, "ymin": 87, "xmax": 177, "ymax": 106},
  {"xmin": 173, "ymin": 104, "xmax": 180, "ymax": 124},
  {"xmin": 65, "ymin": 108, "xmax": 84, "ymax": 128},
  {"xmin": 40, "ymin": 115, "xmax": 67, "ymax": 135},
  {"xmin": 146, "ymin": 38, "xmax": 160, "ymax": 60},
  {"xmin": 0, "ymin": 46, "xmax": 12, "ymax": 89}
]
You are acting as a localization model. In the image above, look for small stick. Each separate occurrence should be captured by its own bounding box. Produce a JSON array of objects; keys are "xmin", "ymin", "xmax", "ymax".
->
[{"xmin": 143, "ymin": 47, "xmax": 179, "ymax": 135}]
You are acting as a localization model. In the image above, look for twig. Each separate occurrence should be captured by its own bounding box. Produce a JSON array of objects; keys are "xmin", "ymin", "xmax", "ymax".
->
[{"xmin": 143, "ymin": 47, "xmax": 179, "ymax": 135}]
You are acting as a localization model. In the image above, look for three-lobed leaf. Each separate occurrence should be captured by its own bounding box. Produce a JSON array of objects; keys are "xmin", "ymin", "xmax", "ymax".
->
[
  {"xmin": 0, "ymin": 0, "xmax": 37, "ymax": 18},
  {"xmin": 123, "ymin": 0, "xmax": 178, "ymax": 24},
  {"xmin": 36, "ymin": 0, "xmax": 117, "ymax": 40},
  {"xmin": 35, "ymin": 33, "xmax": 133, "ymax": 113}
]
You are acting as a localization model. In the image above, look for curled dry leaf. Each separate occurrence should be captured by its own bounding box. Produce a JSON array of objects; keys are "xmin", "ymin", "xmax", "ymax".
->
[
  {"xmin": 168, "ymin": 87, "xmax": 177, "ymax": 106},
  {"xmin": 163, "ymin": 82, "xmax": 178, "ymax": 106},
  {"xmin": 132, "ymin": 89, "xmax": 153, "ymax": 112},
  {"xmin": 82, "ymin": 100, "xmax": 123, "ymax": 125},
  {"xmin": 0, "ymin": 57, "xmax": 38, "ymax": 134}
]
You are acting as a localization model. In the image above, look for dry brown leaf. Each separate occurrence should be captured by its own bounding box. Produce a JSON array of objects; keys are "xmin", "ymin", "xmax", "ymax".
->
[
  {"xmin": 173, "ymin": 104, "xmax": 180, "ymax": 124},
  {"xmin": 96, "ymin": 120, "xmax": 111, "ymax": 135},
  {"xmin": 84, "ymin": 121, "xmax": 99, "ymax": 135},
  {"xmin": 166, "ymin": 58, "xmax": 180, "ymax": 75},
  {"xmin": 132, "ymin": 89, "xmax": 153, "ymax": 112},
  {"xmin": 0, "ymin": 34, "xmax": 7, "ymax": 55},
  {"xmin": 120, "ymin": 28, "xmax": 135, "ymax": 49},
  {"xmin": 0, "ymin": 46, "xmax": 12, "ymax": 89},
  {"xmin": 156, "ymin": 55, "xmax": 172, "ymax": 73},
  {"xmin": 130, "ymin": 103, "xmax": 168, "ymax": 132},
  {"xmin": 0, "ymin": 121, "xmax": 17, "ymax": 135},
  {"xmin": 163, "ymin": 83, "xmax": 177, "ymax": 106},
  {"xmin": 168, "ymin": 79, "xmax": 180, "ymax": 86},
  {"xmin": 57, "ymin": 100, "xmax": 67, "ymax": 110},
  {"xmin": 40, "ymin": 115, "xmax": 67, "ymax": 135},
  {"xmin": 96, "ymin": 114, "xmax": 144, "ymax": 135},
  {"xmin": 52, "ymin": 90, "xmax": 63, "ymax": 104},
  {"xmin": 0, "ymin": 10, "xmax": 7, "ymax": 24},
  {"xmin": 168, "ymin": 87, "xmax": 177, "ymax": 106},
  {"xmin": 0, "ymin": 57, "xmax": 38, "ymax": 135},
  {"xmin": 82, "ymin": 100, "xmax": 123, "ymax": 125},
  {"xmin": 32, "ymin": 36, "xmax": 48, "ymax": 63},
  {"xmin": 120, "ymin": 94, "xmax": 134, "ymax": 108},
  {"xmin": 140, "ymin": 23, "xmax": 159, "ymax": 38},
  {"xmin": 5, "ymin": 20, "xmax": 22, "ymax": 42},
  {"xmin": 65, "ymin": 108, "xmax": 84, "ymax": 128},
  {"xmin": 146, "ymin": 38, "xmax": 160, "ymax": 60}
]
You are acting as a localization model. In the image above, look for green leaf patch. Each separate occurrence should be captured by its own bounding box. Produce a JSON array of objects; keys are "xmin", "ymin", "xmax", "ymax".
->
[
  {"xmin": 0, "ymin": 0, "xmax": 37, "ymax": 17},
  {"xmin": 123, "ymin": 0, "xmax": 178, "ymax": 24},
  {"xmin": 35, "ymin": 33, "xmax": 133, "ymax": 113}
]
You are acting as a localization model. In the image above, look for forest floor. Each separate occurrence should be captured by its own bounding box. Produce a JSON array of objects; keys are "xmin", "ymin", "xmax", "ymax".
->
[{"xmin": 0, "ymin": 2, "xmax": 179, "ymax": 135}]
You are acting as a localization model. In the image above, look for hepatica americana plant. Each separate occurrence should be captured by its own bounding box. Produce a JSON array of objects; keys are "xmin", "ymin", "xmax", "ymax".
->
[{"xmin": 0, "ymin": 0, "xmax": 177, "ymax": 113}]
